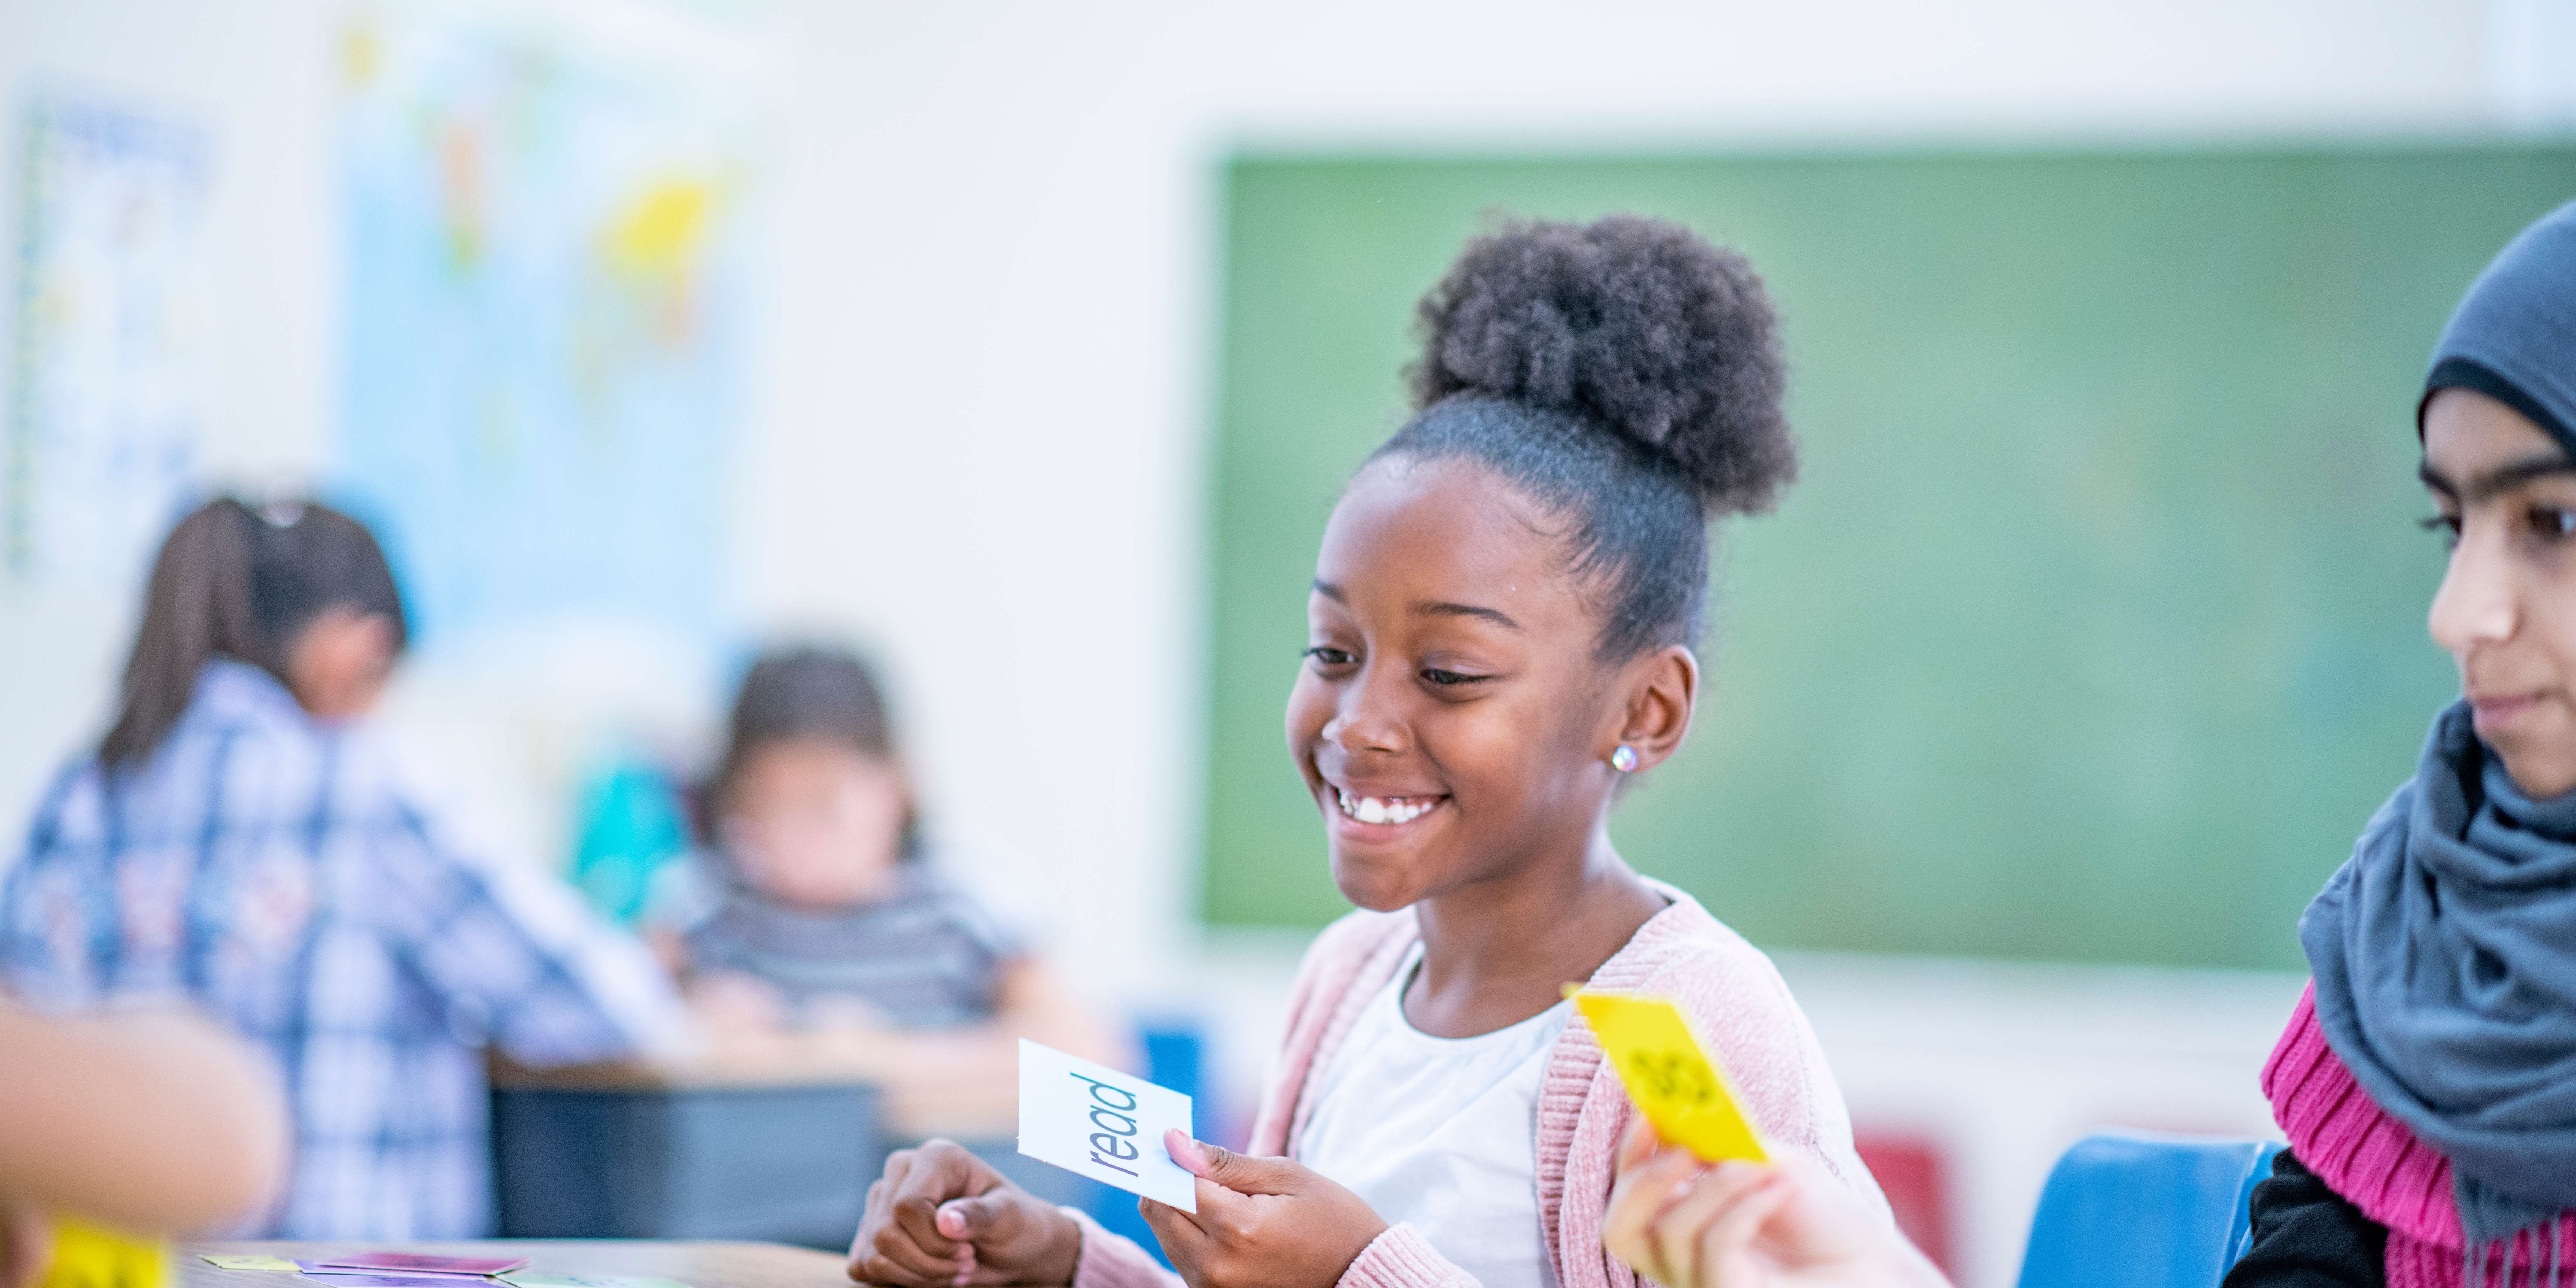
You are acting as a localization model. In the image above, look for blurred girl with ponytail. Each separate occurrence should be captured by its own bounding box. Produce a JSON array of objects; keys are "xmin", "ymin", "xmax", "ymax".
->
[{"xmin": 0, "ymin": 497, "xmax": 684, "ymax": 1240}]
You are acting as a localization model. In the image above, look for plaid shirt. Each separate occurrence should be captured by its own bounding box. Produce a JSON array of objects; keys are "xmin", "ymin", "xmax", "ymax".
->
[{"xmin": 0, "ymin": 659, "xmax": 686, "ymax": 1238}]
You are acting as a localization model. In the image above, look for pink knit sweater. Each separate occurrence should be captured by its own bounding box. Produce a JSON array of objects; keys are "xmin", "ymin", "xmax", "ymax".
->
[
  {"xmin": 1068, "ymin": 884, "xmax": 1886, "ymax": 1288},
  {"xmin": 2264, "ymin": 983, "xmax": 2576, "ymax": 1287}
]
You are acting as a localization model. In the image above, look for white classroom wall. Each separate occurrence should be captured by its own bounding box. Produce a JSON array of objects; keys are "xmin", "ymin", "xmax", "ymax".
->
[
  {"xmin": 0, "ymin": 0, "xmax": 2529, "ymax": 1023},
  {"xmin": 1, "ymin": 1, "xmax": 2567, "ymax": 1284}
]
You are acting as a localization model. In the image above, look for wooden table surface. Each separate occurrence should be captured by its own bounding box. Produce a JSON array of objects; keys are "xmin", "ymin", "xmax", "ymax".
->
[{"xmin": 183, "ymin": 1243, "xmax": 850, "ymax": 1288}]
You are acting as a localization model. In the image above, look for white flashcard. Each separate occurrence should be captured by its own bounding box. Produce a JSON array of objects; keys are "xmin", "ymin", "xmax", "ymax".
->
[{"xmin": 1017, "ymin": 1038, "xmax": 1199, "ymax": 1213}]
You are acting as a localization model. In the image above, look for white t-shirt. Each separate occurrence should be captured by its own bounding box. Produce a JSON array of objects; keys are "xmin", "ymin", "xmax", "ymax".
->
[{"xmin": 1294, "ymin": 945, "xmax": 1572, "ymax": 1288}]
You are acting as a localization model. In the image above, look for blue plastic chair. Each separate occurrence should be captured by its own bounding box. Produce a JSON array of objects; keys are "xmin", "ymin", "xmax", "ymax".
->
[{"xmin": 2013, "ymin": 1132, "xmax": 2283, "ymax": 1288}]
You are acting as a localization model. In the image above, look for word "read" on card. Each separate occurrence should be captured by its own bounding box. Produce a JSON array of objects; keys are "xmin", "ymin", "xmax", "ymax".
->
[
  {"xmin": 1017, "ymin": 1038, "xmax": 1197, "ymax": 1213},
  {"xmin": 1571, "ymin": 989, "xmax": 1768, "ymax": 1166}
]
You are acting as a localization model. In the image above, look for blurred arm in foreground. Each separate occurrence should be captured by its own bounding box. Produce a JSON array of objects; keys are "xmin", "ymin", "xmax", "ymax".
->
[{"xmin": 0, "ymin": 1005, "xmax": 289, "ymax": 1287}]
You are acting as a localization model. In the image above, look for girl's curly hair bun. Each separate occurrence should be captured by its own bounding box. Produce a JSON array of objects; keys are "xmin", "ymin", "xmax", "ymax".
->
[{"xmin": 1408, "ymin": 214, "xmax": 1796, "ymax": 516}]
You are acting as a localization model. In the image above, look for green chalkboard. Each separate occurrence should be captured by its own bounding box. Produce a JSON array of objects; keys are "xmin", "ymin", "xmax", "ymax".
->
[{"xmin": 1199, "ymin": 146, "xmax": 2576, "ymax": 970}]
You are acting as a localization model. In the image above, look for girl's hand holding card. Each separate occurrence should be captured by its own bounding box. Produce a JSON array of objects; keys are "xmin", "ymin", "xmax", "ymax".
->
[{"xmin": 1141, "ymin": 1133, "xmax": 1389, "ymax": 1288}]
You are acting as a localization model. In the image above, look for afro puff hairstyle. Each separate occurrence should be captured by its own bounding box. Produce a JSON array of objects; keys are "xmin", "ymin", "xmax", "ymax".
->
[{"xmin": 1373, "ymin": 213, "xmax": 1797, "ymax": 659}]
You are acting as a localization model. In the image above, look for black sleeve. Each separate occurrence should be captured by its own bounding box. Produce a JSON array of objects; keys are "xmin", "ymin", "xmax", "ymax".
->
[{"xmin": 2222, "ymin": 1147, "xmax": 2389, "ymax": 1288}]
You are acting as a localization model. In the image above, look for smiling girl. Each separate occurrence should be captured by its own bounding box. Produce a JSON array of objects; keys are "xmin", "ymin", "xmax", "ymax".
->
[{"xmin": 845, "ymin": 215, "xmax": 1888, "ymax": 1288}]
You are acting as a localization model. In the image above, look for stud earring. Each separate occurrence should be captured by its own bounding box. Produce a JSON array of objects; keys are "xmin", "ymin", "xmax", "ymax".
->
[{"xmin": 1609, "ymin": 745, "xmax": 1640, "ymax": 773}]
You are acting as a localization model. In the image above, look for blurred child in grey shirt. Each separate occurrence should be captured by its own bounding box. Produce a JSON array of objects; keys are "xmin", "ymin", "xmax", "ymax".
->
[{"xmin": 666, "ymin": 645, "xmax": 1120, "ymax": 1131}]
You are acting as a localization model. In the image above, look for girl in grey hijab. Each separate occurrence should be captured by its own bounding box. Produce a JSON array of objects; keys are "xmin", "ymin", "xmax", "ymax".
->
[{"xmin": 2235, "ymin": 200, "xmax": 2576, "ymax": 1288}]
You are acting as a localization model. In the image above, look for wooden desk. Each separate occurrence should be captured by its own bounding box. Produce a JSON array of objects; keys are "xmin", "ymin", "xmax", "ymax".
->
[{"xmin": 183, "ymin": 1243, "xmax": 848, "ymax": 1288}]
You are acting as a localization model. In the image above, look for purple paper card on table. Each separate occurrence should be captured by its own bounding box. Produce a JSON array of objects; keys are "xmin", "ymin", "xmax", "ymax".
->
[
  {"xmin": 302, "ymin": 1276, "xmax": 501, "ymax": 1288},
  {"xmin": 317, "ymin": 1256, "xmax": 530, "ymax": 1277},
  {"xmin": 294, "ymin": 1268, "xmax": 492, "ymax": 1281}
]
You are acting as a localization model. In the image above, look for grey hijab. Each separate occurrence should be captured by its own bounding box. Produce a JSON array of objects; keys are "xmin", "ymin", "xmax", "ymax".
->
[
  {"xmin": 2303, "ymin": 703, "xmax": 2576, "ymax": 1246},
  {"xmin": 2420, "ymin": 198, "xmax": 2576, "ymax": 452}
]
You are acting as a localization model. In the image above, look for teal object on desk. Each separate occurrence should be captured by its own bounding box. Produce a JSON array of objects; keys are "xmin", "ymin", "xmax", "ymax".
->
[
  {"xmin": 2015, "ymin": 1132, "xmax": 2282, "ymax": 1288},
  {"xmin": 572, "ymin": 755, "xmax": 689, "ymax": 925}
]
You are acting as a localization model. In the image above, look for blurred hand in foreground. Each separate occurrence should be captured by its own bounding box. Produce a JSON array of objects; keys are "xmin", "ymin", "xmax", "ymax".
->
[
  {"xmin": 1601, "ymin": 1120, "xmax": 1949, "ymax": 1288},
  {"xmin": 847, "ymin": 1140, "xmax": 1080, "ymax": 1287},
  {"xmin": 0, "ymin": 1005, "xmax": 288, "ymax": 1288},
  {"xmin": 0, "ymin": 1206, "xmax": 50, "ymax": 1288}
]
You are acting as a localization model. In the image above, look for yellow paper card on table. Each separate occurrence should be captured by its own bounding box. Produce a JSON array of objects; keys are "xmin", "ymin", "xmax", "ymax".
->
[
  {"xmin": 39, "ymin": 1221, "xmax": 167, "ymax": 1288},
  {"xmin": 1571, "ymin": 990, "xmax": 1768, "ymax": 1165}
]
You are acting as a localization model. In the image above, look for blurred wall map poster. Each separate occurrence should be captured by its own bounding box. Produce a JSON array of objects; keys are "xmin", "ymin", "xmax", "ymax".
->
[
  {"xmin": 6, "ymin": 98, "xmax": 210, "ymax": 587},
  {"xmin": 336, "ymin": 1, "xmax": 764, "ymax": 650}
]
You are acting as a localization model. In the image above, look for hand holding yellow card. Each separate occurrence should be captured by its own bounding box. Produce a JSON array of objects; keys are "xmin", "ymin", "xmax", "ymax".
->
[{"xmin": 1571, "ymin": 989, "xmax": 1768, "ymax": 1165}]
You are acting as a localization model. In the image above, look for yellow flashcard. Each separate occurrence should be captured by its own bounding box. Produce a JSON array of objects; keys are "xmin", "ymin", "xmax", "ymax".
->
[
  {"xmin": 1571, "ymin": 989, "xmax": 1769, "ymax": 1165},
  {"xmin": 39, "ymin": 1221, "xmax": 166, "ymax": 1288}
]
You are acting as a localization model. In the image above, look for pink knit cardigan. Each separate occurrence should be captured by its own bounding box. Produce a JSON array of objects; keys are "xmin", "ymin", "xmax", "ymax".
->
[
  {"xmin": 1067, "ymin": 884, "xmax": 1887, "ymax": 1288},
  {"xmin": 2264, "ymin": 983, "xmax": 2576, "ymax": 1287}
]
